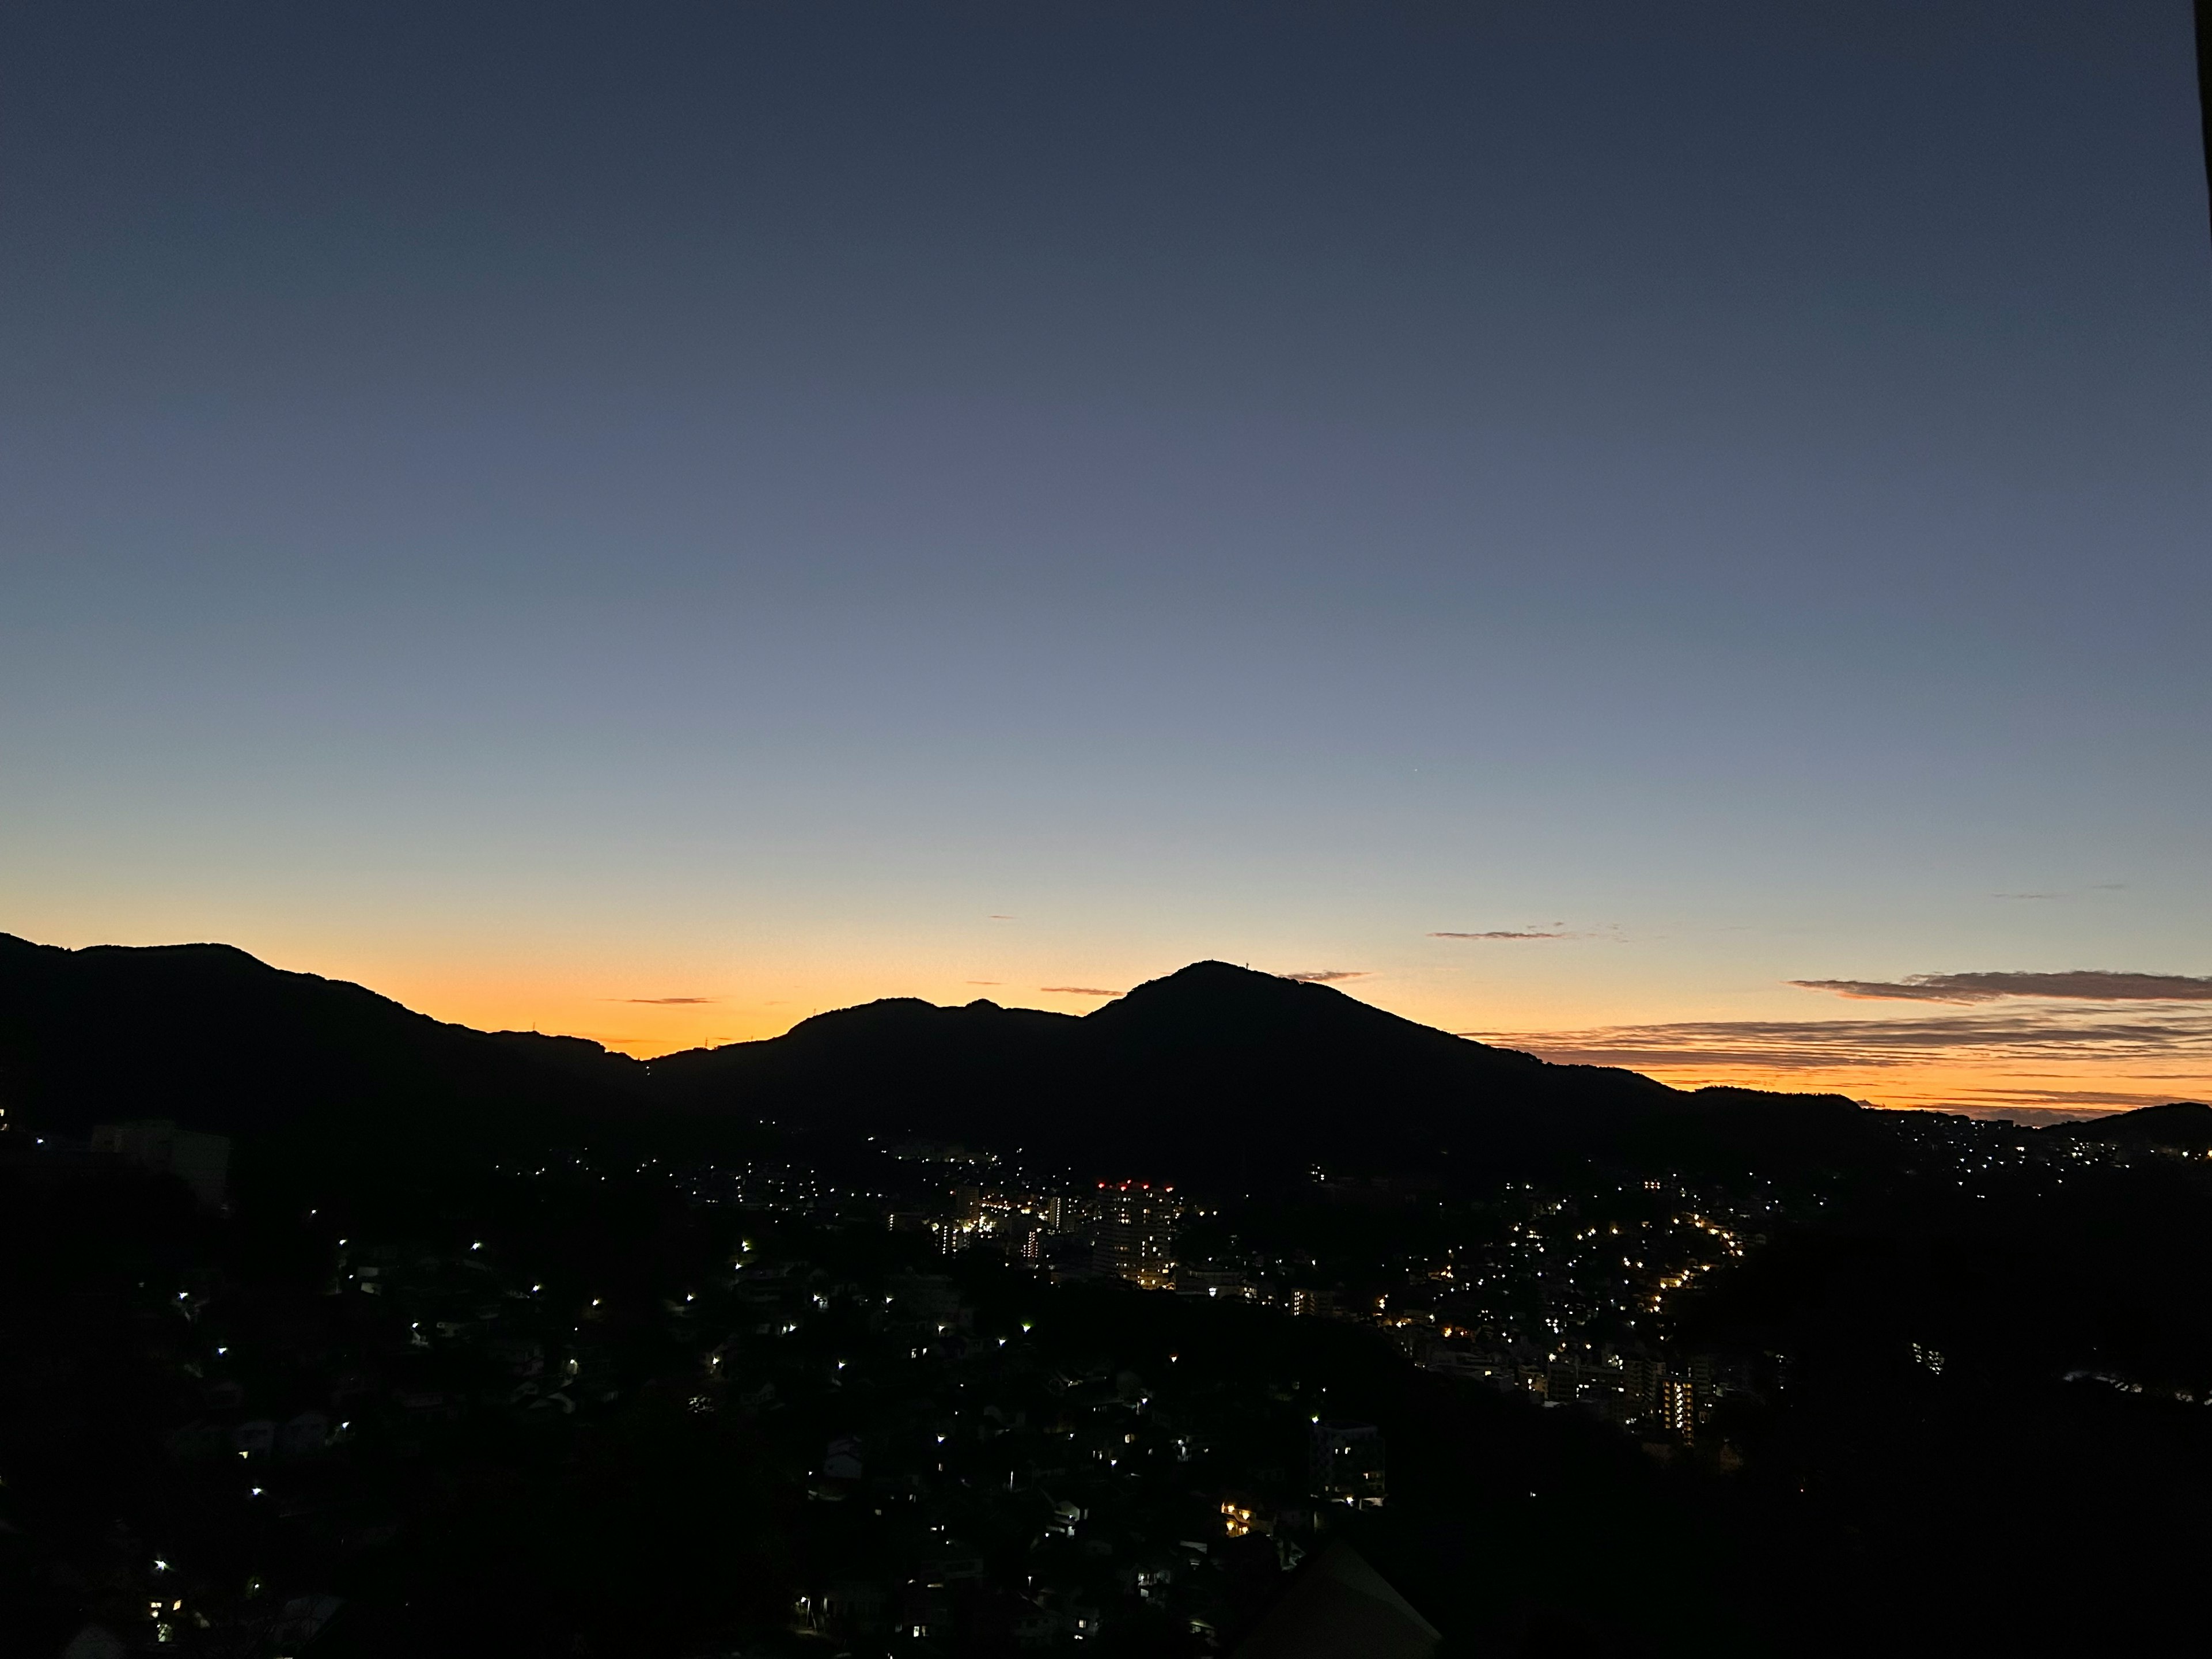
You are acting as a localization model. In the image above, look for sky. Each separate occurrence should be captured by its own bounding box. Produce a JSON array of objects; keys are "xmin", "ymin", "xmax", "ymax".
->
[{"xmin": 3, "ymin": 1, "xmax": 2208, "ymax": 1119}]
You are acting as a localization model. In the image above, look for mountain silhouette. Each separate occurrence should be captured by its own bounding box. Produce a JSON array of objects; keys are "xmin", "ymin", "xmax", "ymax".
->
[
  {"xmin": 0, "ymin": 935, "xmax": 1877, "ymax": 1188},
  {"xmin": 2050, "ymin": 1100, "xmax": 2212, "ymax": 1152},
  {"xmin": 0, "ymin": 933, "xmax": 645, "ymax": 1167},
  {"xmin": 652, "ymin": 960, "xmax": 1873, "ymax": 1182}
]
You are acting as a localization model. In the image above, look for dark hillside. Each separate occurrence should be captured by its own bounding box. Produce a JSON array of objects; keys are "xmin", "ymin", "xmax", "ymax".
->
[
  {"xmin": 0, "ymin": 936, "xmax": 1884, "ymax": 1190},
  {"xmin": 652, "ymin": 994, "xmax": 1080, "ymax": 1130},
  {"xmin": 657, "ymin": 962, "xmax": 1875, "ymax": 1185},
  {"xmin": 0, "ymin": 933, "xmax": 645, "ymax": 1165},
  {"xmin": 2050, "ymin": 1099, "xmax": 2212, "ymax": 1152}
]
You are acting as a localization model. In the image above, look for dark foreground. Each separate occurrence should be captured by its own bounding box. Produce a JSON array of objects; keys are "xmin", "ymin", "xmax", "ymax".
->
[{"xmin": 5, "ymin": 1112, "xmax": 2212, "ymax": 1658}]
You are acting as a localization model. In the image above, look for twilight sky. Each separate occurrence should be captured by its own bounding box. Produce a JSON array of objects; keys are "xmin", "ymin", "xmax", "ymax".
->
[{"xmin": 3, "ymin": 1, "xmax": 2208, "ymax": 1117}]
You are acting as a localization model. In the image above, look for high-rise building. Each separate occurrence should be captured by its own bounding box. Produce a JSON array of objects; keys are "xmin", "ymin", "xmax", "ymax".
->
[
  {"xmin": 1090, "ymin": 1181, "xmax": 1182, "ymax": 1289},
  {"xmin": 1310, "ymin": 1421, "xmax": 1387, "ymax": 1508},
  {"xmin": 1687, "ymin": 1351, "xmax": 1716, "ymax": 1418},
  {"xmin": 1657, "ymin": 1377, "xmax": 1697, "ymax": 1444},
  {"xmin": 1621, "ymin": 1354, "xmax": 1665, "ymax": 1416}
]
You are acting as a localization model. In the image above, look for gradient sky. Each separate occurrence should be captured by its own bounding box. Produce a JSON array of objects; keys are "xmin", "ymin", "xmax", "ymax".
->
[{"xmin": 3, "ymin": 1, "xmax": 2209, "ymax": 1118}]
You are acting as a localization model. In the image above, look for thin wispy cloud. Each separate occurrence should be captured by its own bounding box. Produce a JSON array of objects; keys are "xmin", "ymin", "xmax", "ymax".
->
[
  {"xmin": 1282, "ymin": 969, "xmax": 1367, "ymax": 983},
  {"xmin": 1041, "ymin": 986, "xmax": 1121, "ymax": 997},
  {"xmin": 1791, "ymin": 971, "xmax": 2212, "ymax": 1003},
  {"xmin": 614, "ymin": 995, "xmax": 717, "ymax": 1005},
  {"xmin": 1431, "ymin": 930, "xmax": 1577, "ymax": 941},
  {"xmin": 966, "ymin": 979, "xmax": 1003, "ymax": 986},
  {"xmin": 1466, "ymin": 1008, "xmax": 2212, "ymax": 1073}
]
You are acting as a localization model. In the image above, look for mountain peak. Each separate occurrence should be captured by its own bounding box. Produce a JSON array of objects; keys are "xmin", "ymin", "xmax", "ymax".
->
[
  {"xmin": 1101, "ymin": 958, "xmax": 1302, "ymax": 1006},
  {"xmin": 1086, "ymin": 960, "xmax": 1463, "ymax": 1054}
]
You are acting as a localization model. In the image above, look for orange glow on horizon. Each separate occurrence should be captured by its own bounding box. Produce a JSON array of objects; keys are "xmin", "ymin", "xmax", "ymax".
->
[
  {"xmin": 1488, "ymin": 1047, "xmax": 2212, "ymax": 1123},
  {"xmin": 369, "ymin": 974, "xmax": 2203, "ymax": 1124},
  {"xmin": 131, "ymin": 936, "xmax": 2200, "ymax": 1126}
]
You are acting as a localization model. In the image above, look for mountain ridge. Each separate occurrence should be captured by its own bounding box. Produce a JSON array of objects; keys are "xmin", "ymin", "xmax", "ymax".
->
[
  {"xmin": 0, "ymin": 931, "xmax": 647, "ymax": 1157},
  {"xmin": 2051, "ymin": 1099, "xmax": 2212, "ymax": 1151},
  {"xmin": 652, "ymin": 959, "xmax": 1870, "ymax": 1180},
  {"xmin": 0, "ymin": 934, "xmax": 1898, "ymax": 1184}
]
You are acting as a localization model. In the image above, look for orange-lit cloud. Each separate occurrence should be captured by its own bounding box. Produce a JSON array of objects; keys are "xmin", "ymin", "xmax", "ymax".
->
[
  {"xmin": 1790, "ymin": 970, "xmax": 2212, "ymax": 1003},
  {"xmin": 1469, "ymin": 1004, "xmax": 2212, "ymax": 1119},
  {"xmin": 257, "ymin": 939, "xmax": 2212, "ymax": 1120}
]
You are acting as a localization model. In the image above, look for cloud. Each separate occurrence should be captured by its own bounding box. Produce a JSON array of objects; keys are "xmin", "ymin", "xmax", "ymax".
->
[
  {"xmin": 1431, "ymin": 930, "xmax": 1576, "ymax": 941},
  {"xmin": 966, "ymin": 979, "xmax": 1003, "ymax": 985},
  {"xmin": 989, "ymin": 914, "xmax": 1014, "ymax": 920},
  {"xmin": 1465, "ymin": 1008, "xmax": 2212, "ymax": 1073},
  {"xmin": 1465, "ymin": 1004, "xmax": 2212, "ymax": 1121},
  {"xmin": 1282, "ymin": 969, "xmax": 1367, "ymax": 983},
  {"xmin": 1790, "ymin": 971, "xmax": 2212, "ymax": 1003},
  {"xmin": 615, "ymin": 995, "xmax": 717, "ymax": 1005},
  {"xmin": 1041, "ymin": 985, "xmax": 1121, "ymax": 997}
]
